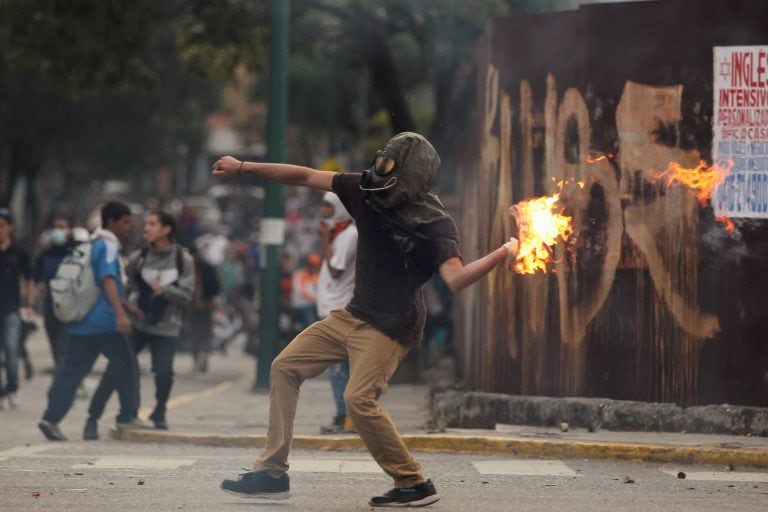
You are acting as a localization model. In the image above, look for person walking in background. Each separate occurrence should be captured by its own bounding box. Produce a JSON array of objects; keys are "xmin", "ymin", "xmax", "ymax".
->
[
  {"xmin": 188, "ymin": 246, "xmax": 220, "ymax": 372},
  {"xmin": 316, "ymin": 192, "xmax": 357, "ymax": 435},
  {"xmin": 17, "ymin": 308, "xmax": 37, "ymax": 381},
  {"xmin": 85, "ymin": 210, "xmax": 193, "ymax": 438},
  {"xmin": 212, "ymin": 132, "xmax": 519, "ymax": 507},
  {"xmin": 422, "ymin": 275, "xmax": 453, "ymax": 364},
  {"xmin": 288, "ymin": 253, "xmax": 321, "ymax": 335},
  {"xmin": 277, "ymin": 251, "xmax": 296, "ymax": 347},
  {"xmin": 34, "ymin": 214, "xmax": 78, "ymax": 371},
  {"xmin": 213, "ymin": 245, "xmax": 246, "ymax": 354},
  {"xmin": 231, "ymin": 239, "xmax": 259, "ymax": 360},
  {"xmin": 38, "ymin": 201, "xmax": 139, "ymax": 441},
  {"xmin": 176, "ymin": 206, "xmax": 200, "ymax": 249},
  {"xmin": 0, "ymin": 208, "xmax": 35, "ymax": 410}
]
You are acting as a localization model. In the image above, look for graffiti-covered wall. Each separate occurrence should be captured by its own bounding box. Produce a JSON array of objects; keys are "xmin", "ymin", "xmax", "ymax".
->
[{"xmin": 457, "ymin": 0, "xmax": 768, "ymax": 406}]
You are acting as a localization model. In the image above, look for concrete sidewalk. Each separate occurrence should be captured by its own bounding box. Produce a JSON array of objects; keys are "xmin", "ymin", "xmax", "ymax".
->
[
  {"xmin": 109, "ymin": 339, "xmax": 768, "ymax": 469},
  {"xmin": 11, "ymin": 321, "xmax": 767, "ymax": 468}
]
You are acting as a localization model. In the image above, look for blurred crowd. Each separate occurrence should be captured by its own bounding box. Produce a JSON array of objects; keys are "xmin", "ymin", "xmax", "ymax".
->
[{"xmin": 0, "ymin": 185, "xmax": 454, "ymax": 416}]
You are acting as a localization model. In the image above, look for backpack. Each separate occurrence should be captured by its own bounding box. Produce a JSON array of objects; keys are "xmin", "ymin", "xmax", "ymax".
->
[{"xmin": 50, "ymin": 241, "xmax": 100, "ymax": 322}]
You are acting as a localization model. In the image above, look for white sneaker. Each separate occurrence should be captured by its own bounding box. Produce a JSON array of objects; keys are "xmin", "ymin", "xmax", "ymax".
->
[{"xmin": 7, "ymin": 393, "xmax": 19, "ymax": 409}]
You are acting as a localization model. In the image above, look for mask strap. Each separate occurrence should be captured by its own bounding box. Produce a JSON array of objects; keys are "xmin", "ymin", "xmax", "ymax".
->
[{"xmin": 359, "ymin": 176, "xmax": 398, "ymax": 192}]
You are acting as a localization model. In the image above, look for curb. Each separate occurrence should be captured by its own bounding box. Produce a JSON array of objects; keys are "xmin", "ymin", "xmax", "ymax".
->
[
  {"xmin": 432, "ymin": 391, "xmax": 768, "ymax": 437},
  {"xmin": 111, "ymin": 429, "xmax": 768, "ymax": 468}
]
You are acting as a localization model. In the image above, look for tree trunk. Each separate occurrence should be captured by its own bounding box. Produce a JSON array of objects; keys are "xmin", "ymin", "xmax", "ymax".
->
[{"xmin": 359, "ymin": 29, "xmax": 415, "ymax": 134}]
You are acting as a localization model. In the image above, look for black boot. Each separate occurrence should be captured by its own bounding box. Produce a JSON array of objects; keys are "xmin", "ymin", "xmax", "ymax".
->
[
  {"xmin": 320, "ymin": 415, "xmax": 345, "ymax": 434},
  {"xmin": 83, "ymin": 417, "xmax": 99, "ymax": 440},
  {"xmin": 149, "ymin": 410, "xmax": 168, "ymax": 430}
]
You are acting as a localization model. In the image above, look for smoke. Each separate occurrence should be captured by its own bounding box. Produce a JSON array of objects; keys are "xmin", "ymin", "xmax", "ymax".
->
[{"xmin": 700, "ymin": 214, "xmax": 747, "ymax": 263}]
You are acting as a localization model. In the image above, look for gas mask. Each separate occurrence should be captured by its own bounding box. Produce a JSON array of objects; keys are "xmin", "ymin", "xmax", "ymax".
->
[
  {"xmin": 359, "ymin": 132, "xmax": 450, "ymax": 234},
  {"xmin": 360, "ymin": 132, "xmax": 437, "ymax": 210},
  {"xmin": 360, "ymin": 150, "xmax": 399, "ymax": 194}
]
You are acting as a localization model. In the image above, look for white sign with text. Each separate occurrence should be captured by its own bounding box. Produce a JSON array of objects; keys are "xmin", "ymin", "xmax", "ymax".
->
[{"xmin": 713, "ymin": 45, "xmax": 768, "ymax": 218}]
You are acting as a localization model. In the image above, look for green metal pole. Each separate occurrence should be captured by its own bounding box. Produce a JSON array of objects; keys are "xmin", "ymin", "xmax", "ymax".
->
[
  {"xmin": 326, "ymin": 47, "xmax": 337, "ymax": 155},
  {"xmin": 256, "ymin": 0, "xmax": 290, "ymax": 389}
]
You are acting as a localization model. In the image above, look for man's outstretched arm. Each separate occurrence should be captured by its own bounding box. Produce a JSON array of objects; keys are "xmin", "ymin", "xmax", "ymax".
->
[
  {"xmin": 212, "ymin": 156, "xmax": 334, "ymax": 191},
  {"xmin": 438, "ymin": 239, "xmax": 518, "ymax": 293}
]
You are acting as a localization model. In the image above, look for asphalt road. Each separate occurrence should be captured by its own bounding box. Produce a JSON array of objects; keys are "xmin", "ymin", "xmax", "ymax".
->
[
  {"xmin": 3, "ymin": 326, "xmax": 767, "ymax": 511},
  {"xmin": 2, "ymin": 442, "xmax": 768, "ymax": 511}
]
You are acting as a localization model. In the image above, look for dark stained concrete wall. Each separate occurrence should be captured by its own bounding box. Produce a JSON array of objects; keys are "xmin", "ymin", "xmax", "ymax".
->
[{"xmin": 456, "ymin": 0, "xmax": 768, "ymax": 406}]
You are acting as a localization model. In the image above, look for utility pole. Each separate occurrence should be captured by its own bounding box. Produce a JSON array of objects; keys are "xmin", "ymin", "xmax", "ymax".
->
[{"xmin": 256, "ymin": 0, "xmax": 290, "ymax": 389}]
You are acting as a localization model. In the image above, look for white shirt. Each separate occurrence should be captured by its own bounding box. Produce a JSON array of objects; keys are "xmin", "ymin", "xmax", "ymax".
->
[
  {"xmin": 195, "ymin": 233, "xmax": 230, "ymax": 266},
  {"xmin": 317, "ymin": 223, "xmax": 357, "ymax": 318}
]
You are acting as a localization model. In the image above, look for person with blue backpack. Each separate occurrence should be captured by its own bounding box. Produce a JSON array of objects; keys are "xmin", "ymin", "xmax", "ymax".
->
[
  {"xmin": 84, "ymin": 210, "xmax": 194, "ymax": 439},
  {"xmin": 38, "ymin": 201, "xmax": 142, "ymax": 441}
]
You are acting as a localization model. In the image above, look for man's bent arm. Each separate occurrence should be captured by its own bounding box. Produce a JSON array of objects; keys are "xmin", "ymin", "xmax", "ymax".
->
[
  {"xmin": 212, "ymin": 157, "xmax": 334, "ymax": 191},
  {"xmin": 439, "ymin": 239, "xmax": 518, "ymax": 293},
  {"xmin": 319, "ymin": 228, "xmax": 343, "ymax": 279},
  {"xmin": 103, "ymin": 276, "xmax": 132, "ymax": 336}
]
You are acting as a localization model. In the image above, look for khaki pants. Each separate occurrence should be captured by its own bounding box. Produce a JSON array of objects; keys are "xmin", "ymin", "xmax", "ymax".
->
[{"xmin": 253, "ymin": 308, "xmax": 426, "ymax": 488}]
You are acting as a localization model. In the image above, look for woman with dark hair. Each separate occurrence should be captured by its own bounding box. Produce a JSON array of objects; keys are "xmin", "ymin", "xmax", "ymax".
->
[{"xmin": 84, "ymin": 210, "xmax": 194, "ymax": 439}]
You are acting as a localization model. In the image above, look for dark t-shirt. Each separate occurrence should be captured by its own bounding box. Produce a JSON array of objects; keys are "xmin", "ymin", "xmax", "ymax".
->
[
  {"xmin": 333, "ymin": 172, "xmax": 461, "ymax": 346},
  {"xmin": 0, "ymin": 242, "xmax": 32, "ymax": 315}
]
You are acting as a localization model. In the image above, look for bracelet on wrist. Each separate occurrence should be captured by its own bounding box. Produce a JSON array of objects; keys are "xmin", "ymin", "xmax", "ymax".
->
[{"xmin": 238, "ymin": 161, "xmax": 244, "ymax": 174}]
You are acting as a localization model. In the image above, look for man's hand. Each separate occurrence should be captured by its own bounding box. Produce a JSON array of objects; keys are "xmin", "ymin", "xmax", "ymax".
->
[
  {"xmin": 504, "ymin": 237, "xmax": 520, "ymax": 270},
  {"xmin": 503, "ymin": 237, "xmax": 519, "ymax": 257},
  {"xmin": 116, "ymin": 312, "xmax": 133, "ymax": 337},
  {"xmin": 125, "ymin": 303, "xmax": 145, "ymax": 322},
  {"xmin": 212, "ymin": 156, "xmax": 242, "ymax": 177},
  {"xmin": 149, "ymin": 282, "xmax": 164, "ymax": 296},
  {"xmin": 317, "ymin": 221, "xmax": 332, "ymax": 240}
]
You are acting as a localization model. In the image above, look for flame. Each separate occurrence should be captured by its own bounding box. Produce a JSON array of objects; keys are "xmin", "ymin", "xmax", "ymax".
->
[
  {"xmin": 586, "ymin": 153, "xmax": 615, "ymax": 164},
  {"xmin": 511, "ymin": 190, "xmax": 573, "ymax": 274},
  {"xmin": 653, "ymin": 160, "xmax": 731, "ymax": 206},
  {"xmin": 652, "ymin": 160, "xmax": 735, "ymax": 231},
  {"xmin": 716, "ymin": 215, "xmax": 735, "ymax": 232}
]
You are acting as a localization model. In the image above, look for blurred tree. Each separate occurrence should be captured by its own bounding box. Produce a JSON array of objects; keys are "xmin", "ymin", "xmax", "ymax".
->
[
  {"xmin": 0, "ymin": 0, "xmax": 268, "ymax": 225},
  {"xmin": 282, "ymin": 0, "xmax": 597, "ymax": 183},
  {"xmin": 0, "ymin": 0, "xmax": 580, "ymax": 228},
  {"xmin": 275, "ymin": 0, "xmax": 511, "ymax": 186}
]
